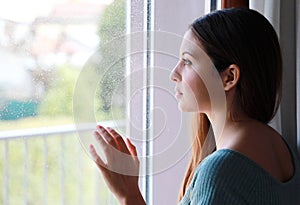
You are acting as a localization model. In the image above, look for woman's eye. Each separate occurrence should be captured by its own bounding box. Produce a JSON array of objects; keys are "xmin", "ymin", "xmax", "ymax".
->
[{"xmin": 183, "ymin": 58, "xmax": 192, "ymax": 66}]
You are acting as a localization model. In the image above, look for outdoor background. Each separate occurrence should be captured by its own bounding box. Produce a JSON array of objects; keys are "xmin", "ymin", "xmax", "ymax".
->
[{"xmin": 0, "ymin": 0, "xmax": 126, "ymax": 204}]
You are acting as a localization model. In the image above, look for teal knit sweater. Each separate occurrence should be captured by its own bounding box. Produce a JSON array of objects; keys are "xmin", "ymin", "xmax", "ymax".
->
[{"xmin": 179, "ymin": 148, "xmax": 300, "ymax": 205}]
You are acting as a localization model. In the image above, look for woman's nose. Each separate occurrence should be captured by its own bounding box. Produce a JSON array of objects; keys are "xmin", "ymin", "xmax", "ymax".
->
[{"xmin": 169, "ymin": 62, "xmax": 181, "ymax": 82}]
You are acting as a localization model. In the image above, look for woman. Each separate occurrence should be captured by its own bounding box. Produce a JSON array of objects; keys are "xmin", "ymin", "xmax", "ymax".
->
[{"xmin": 89, "ymin": 8, "xmax": 300, "ymax": 204}]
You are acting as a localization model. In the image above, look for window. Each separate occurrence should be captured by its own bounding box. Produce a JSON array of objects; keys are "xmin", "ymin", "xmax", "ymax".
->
[
  {"xmin": 149, "ymin": 1, "xmax": 207, "ymax": 204},
  {"xmin": 0, "ymin": 0, "xmax": 208, "ymax": 204},
  {"xmin": 0, "ymin": 0, "xmax": 126, "ymax": 204},
  {"xmin": 5, "ymin": 0, "xmax": 297, "ymax": 204}
]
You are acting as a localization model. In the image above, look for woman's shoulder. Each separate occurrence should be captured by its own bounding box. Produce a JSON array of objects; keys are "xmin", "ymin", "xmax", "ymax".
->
[
  {"xmin": 185, "ymin": 149, "xmax": 300, "ymax": 205},
  {"xmin": 185, "ymin": 149, "xmax": 265, "ymax": 204},
  {"xmin": 197, "ymin": 149, "xmax": 251, "ymax": 173},
  {"xmin": 194, "ymin": 147, "xmax": 300, "ymax": 188},
  {"xmin": 191, "ymin": 149, "xmax": 260, "ymax": 188},
  {"xmin": 193, "ymin": 148, "xmax": 281, "ymax": 187}
]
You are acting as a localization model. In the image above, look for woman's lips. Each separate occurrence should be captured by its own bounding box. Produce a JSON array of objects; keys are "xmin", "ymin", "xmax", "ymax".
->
[{"xmin": 175, "ymin": 92, "xmax": 183, "ymax": 99}]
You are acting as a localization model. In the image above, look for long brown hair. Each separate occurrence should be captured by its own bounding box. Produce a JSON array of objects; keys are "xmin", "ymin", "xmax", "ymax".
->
[
  {"xmin": 178, "ymin": 113, "xmax": 213, "ymax": 199},
  {"xmin": 179, "ymin": 8, "xmax": 282, "ymax": 201}
]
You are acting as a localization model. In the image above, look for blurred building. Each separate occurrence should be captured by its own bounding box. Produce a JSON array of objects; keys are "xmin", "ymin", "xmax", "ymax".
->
[{"xmin": 0, "ymin": 1, "xmax": 107, "ymax": 119}]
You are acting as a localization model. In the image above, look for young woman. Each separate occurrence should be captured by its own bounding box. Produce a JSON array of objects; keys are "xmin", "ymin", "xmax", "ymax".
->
[{"xmin": 89, "ymin": 8, "xmax": 300, "ymax": 204}]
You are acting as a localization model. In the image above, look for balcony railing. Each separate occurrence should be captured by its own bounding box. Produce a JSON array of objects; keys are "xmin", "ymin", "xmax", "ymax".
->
[{"xmin": 0, "ymin": 121, "xmax": 122, "ymax": 205}]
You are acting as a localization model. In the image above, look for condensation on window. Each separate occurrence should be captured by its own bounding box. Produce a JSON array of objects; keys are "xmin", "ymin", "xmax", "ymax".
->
[{"xmin": 0, "ymin": 0, "xmax": 126, "ymax": 204}]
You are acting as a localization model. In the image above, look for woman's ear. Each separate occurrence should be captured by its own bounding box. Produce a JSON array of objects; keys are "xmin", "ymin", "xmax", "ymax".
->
[{"xmin": 220, "ymin": 64, "xmax": 240, "ymax": 91}]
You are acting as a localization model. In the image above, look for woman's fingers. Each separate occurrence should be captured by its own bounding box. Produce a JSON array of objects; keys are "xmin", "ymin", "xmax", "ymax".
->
[
  {"xmin": 93, "ymin": 130, "xmax": 111, "ymax": 154},
  {"xmin": 126, "ymin": 138, "xmax": 138, "ymax": 157},
  {"xmin": 89, "ymin": 144, "xmax": 106, "ymax": 169},
  {"xmin": 89, "ymin": 136, "xmax": 143, "ymax": 205},
  {"xmin": 107, "ymin": 127, "xmax": 131, "ymax": 155},
  {"xmin": 93, "ymin": 125, "xmax": 138, "ymax": 173},
  {"xmin": 89, "ymin": 144, "xmax": 118, "ymax": 183},
  {"xmin": 96, "ymin": 125, "xmax": 118, "ymax": 149},
  {"xmin": 94, "ymin": 125, "xmax": 137, "ymax": 159}
]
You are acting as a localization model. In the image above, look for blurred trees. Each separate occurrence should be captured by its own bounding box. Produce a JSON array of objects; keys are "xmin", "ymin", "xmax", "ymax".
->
[
  {"xmin": 38, "ymin": 66, "xmax": 79, "ymax": 116},
  {"xmin": 96, "ymin": 0, "xmax": 126, "ymax": 114},
  {"xmin": 38, "ymin": 0, "xmax": 126, "ymax": 119}
]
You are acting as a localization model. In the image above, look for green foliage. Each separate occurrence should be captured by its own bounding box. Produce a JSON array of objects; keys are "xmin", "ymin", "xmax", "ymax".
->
[
  {"xmin": 98, "ymin": 0, "xmax": 126, "ymax": 44},
  {"xmin": 97, "ymin": 0, "xmax": 126, "ymax": 114},
  {"xmin": 38, "ymin": 66, "xmax": 79, "ymax": 116}
]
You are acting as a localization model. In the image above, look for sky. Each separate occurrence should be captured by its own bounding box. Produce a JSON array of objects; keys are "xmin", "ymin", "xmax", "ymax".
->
[
  {"xmin": 0, "ymin": 0, "xmax": 113, "ymax": 96},
  {"xmin": 0, "ymin": 0, "xmax": 113, "ymax": 22}
]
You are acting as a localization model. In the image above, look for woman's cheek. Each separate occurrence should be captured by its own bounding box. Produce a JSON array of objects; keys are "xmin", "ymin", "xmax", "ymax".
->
[{"xmin": 186, "ymin": 74, "xmax": 211, "ymax": 112}]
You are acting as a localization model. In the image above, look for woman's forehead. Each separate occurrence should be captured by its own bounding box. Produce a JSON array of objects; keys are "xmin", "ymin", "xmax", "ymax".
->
[
  {"xmin": 180, "ymin": 30, "xmax": 208, "ymax": 60},
  {"xmin": 180, "ymin": 30, "xmax": 198, "ymax": 52}
]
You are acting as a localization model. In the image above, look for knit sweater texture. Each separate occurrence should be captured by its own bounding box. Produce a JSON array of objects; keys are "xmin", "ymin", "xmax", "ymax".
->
[{"xmin": 179, "ymin": 146, "xmax": 300, "ymax": 205}]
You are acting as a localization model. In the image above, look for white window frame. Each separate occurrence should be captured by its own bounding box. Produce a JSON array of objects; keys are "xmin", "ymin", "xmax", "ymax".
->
[{"xmin": 127, "ymin": 0, "xmax": 207, "ymax": 204}]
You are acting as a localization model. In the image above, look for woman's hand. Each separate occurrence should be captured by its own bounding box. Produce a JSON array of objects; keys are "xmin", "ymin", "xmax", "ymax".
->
[{"xmin": 89, "ymin": 125, "xmax": 146, "ymax": 205}]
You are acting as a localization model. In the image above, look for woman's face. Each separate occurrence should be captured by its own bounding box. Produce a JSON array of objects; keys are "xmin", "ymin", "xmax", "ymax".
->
[{"xmin": 169, "ymin": 29, "xmax": 212, "ymax": 113}]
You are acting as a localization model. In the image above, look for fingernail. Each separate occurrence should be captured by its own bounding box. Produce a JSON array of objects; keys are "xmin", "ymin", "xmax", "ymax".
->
[
  {"xmin": 89, "ymin": 144, "xmax": 93, "ymax": 150},
  {"xmin": 97, "ymin": 125, "xmax": 104, "ymax": 132}
]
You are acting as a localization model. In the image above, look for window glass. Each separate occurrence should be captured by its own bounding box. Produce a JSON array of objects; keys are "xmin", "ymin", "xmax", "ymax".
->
[
  {"xmin": 150, "ymin": 1, "xmax": 207, "ymax": 204},
  {"xmin": 0, "ymin": 0, "xmax": 126, "ymax": 204},
  {"xmin": 0, "ymin": 0, "xmax": 211, "ymax": 204}
]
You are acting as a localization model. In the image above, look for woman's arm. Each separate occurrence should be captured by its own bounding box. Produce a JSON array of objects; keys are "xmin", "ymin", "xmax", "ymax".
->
[{"xmin": 89, "ymin": 125, "xmax": 146, "ymax": 205}]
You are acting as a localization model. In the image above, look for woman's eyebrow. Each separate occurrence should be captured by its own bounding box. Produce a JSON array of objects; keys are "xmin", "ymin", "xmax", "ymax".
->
[{"xmin": 182, "ymin": 51, "xmax": 194, "ymax": 57}]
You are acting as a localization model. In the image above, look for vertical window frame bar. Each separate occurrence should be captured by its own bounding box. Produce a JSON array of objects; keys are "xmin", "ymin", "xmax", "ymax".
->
[
  {"xmin": 77, "ymin": 139, "xmax": 82, "ymax": 205},
  {"xmin": 143, "ymin": 0, "xmax": 154, "ymax": 203},
  {"xmin": 4, "ymin": 140, "xmax": 9, "ymax": 205},
  {"xmin": 60, "ymin": 136, "xmax": 65, "ymax": 205},
  {"xmin": 279, "ymin": 0, "xmax": 297, "ymax": 150},
  {"xmin": 211, "ymin": 0, "xmax": 217, "ymax": 11},
  {"xmin": 43, "ymin": 137, "xmax": 48, "ymax": 205},
  {"xmin": 24, "ymin": 138, "xmax": 29, "ymax": 205}
]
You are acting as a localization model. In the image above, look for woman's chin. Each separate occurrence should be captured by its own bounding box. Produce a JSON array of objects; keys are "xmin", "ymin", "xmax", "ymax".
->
[{"xmin": 178, "ymin": 104, "xmax": 198, "ymax": 112}]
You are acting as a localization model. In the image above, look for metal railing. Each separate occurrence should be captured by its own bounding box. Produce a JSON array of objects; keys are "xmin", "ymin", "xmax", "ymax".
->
[{"xmin": 0, "ymin": 121, "xmax": 122, "ymax": 205}]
